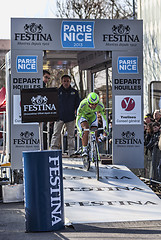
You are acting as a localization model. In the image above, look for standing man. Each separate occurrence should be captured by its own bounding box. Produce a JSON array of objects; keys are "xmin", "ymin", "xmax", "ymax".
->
[
  {"xmin": 51, "ymin": 74, "xmax": 80, "ymax": 156},
  {"xmin": 43, "ymin": 70, "xmax": 51, "ymax": 149}
]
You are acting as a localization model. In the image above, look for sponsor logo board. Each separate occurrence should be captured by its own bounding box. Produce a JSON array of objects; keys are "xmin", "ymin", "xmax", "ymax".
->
[
  {"xmin": 117, "ymin": 56, "xmax": 138, "ymax": 74},
  {"xmin": 14, "ymin": 22, "xmax": 52, "ymax": 47},
  {"xmin": 21, "ymin": 88, "xmax": 59, "ymax": 123},
  {"xmin": 61, "ymin": 21, "xmax": 94, "ymax": 48},
  {"xmin": 103, "ymin": 24, "xmax": 140, "ymax": 48},
  {"xmin": 115, "ymin": 131, "xmax": 142, "ymax": 147},
  {"xmin": 16, "ymin": 56, "xmax": 38, "ymax": 73},
  {"xmin": 115, "ymin": 95, "xmax": 141, "ymax": 125},
  {"xmin": 13, "ymin": 131, "xmax": 39, "ymax": 146}
]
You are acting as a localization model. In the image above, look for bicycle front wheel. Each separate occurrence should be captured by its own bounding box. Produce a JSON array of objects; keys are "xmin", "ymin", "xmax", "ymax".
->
[
  {"xmin": 94, "ymin": 142, "xmax": 99, "ymax": 180},
  {"xmin": 83, "ymin": 144, "xmax": 90, "ymax": 171}
]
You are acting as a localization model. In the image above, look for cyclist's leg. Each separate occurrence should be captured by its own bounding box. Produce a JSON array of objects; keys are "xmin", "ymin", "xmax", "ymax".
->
[
  {"xmin": 81, "ymin": 121, "xmax": 89, "ymax": 147},
  {"xmin": 80, "ymin": 120, "xmax": 90, "ymax": 167},
  {"xmin": 77, "ymin": 116, "xmax": 89, "ymax": 155}
]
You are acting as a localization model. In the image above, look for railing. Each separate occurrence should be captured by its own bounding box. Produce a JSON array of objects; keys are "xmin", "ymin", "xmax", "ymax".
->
[
  {"xmin": 0, "ymin": 111, "xmax": 11, "ymax": 183},
  {"xmin": 42, "ymin": 121, "xmax": 112, "ymax": 156},
  {"xmin": 144, "ymin": 145, "xmax": 161, "ymax": 182}
]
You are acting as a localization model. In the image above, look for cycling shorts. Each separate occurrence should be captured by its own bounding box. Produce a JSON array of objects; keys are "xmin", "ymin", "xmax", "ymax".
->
[{"xmin": 79, "ymin": 112, "xmax": 98, "ymax": 127}]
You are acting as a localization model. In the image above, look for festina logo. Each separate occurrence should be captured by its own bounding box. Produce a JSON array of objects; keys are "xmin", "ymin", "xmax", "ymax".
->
[
  {"xmin": 24, "ymin": 104, "xmax": 56, "ymax": 112},
  {"xmin": 65, "ymin": 200, "xmax": 157, "ymax": 207},
  {"xmin": 64, "ymin": 186, "xmax": 144, "ymax": 192},
  {"xmin": 24, "ymin": 95, "xmax": 56, "ymax": 112},
  {"xmin": 103, "ymin": 24, "xmax": 139, "ymax": 43},
  {"xmin": 49, "ymin": 156, "xmax": 62, "ymax": 226},
  {"xmin": 115, "ymin": 131, "xmax": 142, "ymax": 145},
  {"xmin": 14, "ymin": 23, "xmax": 52, "ymax": 41},
  {"xmin": 13, "ymin": 131, "xmax": 39, "ymax": 145}
]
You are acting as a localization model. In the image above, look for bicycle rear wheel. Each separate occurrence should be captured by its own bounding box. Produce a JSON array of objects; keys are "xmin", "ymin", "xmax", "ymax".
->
[{"xmin": 94, "ymin": 142, "xmax": 99, "ymax": 180}]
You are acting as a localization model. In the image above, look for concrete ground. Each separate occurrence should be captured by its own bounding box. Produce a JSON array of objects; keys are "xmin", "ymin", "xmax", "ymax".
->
[{"xmin": 0, "ymin": 202, "xmax": 161, "ymax": 240}]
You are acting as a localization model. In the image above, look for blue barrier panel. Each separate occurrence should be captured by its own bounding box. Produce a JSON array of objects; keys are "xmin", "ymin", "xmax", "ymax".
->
[{"xmin": 23, "ymin": 150, "xmax": 64, "ymax": 232}]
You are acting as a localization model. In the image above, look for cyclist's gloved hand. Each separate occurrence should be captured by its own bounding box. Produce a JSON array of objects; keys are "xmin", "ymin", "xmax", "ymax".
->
[{"xmin": 104, "ymin": 127, "xmax": 109, "ymax": 136}]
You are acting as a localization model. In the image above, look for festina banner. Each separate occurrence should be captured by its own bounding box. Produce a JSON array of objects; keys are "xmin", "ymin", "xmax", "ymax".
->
[{"xmin": 21, "ymin": 88, "xmax": 59, "ymax": 123}]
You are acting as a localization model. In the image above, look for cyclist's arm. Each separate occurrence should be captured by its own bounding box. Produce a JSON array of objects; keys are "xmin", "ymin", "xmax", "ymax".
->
[
  {"xmin": 76, "ymin": 101, "xmax": 85, "ymax": 135},
  {"xmin": 101, "ymin": 113, "xmax": 108, "ymax": 133},
  {"xmin": 98, "ymin": 104, "xmax": 108, "ymax": 134},
  {"xmin": 76, "ymin": 111, "xmax": 82, "ymax": 134}
]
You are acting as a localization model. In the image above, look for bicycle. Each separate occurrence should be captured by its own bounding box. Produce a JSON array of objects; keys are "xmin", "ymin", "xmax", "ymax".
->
[{"xmin": 82, "ymin": 127, "xmax": 102, "ymax": 181}]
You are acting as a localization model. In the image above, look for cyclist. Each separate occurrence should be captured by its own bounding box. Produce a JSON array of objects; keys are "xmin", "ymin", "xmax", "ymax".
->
[{"xmin": 76, "ymin": 92, "xmax": 108, "ymax": 156}]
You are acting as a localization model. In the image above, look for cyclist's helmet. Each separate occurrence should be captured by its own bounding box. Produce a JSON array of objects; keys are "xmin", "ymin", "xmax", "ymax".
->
[{"xmin": 87, "ymin": 92, "xmax": 99, "ymax": 105}]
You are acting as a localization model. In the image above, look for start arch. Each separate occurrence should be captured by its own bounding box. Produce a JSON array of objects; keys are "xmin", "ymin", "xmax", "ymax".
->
[{"xmin": 6, "ymin": 18, "xmax": 143, "ymax": 169}]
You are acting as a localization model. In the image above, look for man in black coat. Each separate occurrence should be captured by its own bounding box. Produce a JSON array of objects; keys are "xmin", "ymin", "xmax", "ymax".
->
[
  {"xmin": 50, "ymin": 74, "xmax": 80, "ymax": 156},
  {"xmin": 43, "ymin": 70, "xmax": 51, "ymax": 149}
]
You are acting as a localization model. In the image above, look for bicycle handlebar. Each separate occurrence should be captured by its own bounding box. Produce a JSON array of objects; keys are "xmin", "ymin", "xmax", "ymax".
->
[{"xmin": 83, "ymin": 127, "xmax": 104, "ymax": 132}]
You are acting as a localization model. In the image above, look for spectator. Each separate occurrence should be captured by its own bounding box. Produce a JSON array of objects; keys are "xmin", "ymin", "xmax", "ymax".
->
[
  {"xmin": 146, "ymin": 121, "xmax": 160, "ymax": 152},
  {"xmin": 144, "ymin": 122, "xmax": 154, "ymax": 154},
  {"xmin": 43, "ymin": 70, "xmax": 51, "ymax": 149},
  {"xmin": 144, "ymin": 113, "xmax": 154, "ymax": 125},
  {"xmin": 43, "ymin": 70, "xmax": 51, "ymax": 88},
  {"xmin": 153, "ymin": 110, "xmax": 161, "ymax": 123},
  {"xmin": 50, "ymin": 74, "xmax": 80, "ymax": 157},
  {"xmin": 144, "ymin": 113, "xmax": 161, "ymax": 180}
]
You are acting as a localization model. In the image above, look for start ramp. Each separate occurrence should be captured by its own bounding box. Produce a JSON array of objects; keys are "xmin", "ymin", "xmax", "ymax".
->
[{"xmin": 63, "ymin": 158, "xmax": 161, "ymax": 224}]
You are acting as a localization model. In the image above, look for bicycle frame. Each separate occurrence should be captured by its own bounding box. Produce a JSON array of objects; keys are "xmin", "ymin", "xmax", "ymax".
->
[
  {"xmin": 89, "ymin": 130, "xmax": 100, "ymax": 162},
  {"xmin": 83, "ymin": 128, "xmax": 102, "ymax": 180}
]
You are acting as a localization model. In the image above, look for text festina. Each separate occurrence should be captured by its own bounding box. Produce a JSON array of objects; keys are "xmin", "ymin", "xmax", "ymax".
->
[
  {"xmin": 14, "ymin": 23, "xmax": 52, "ymax": 41},
  {"xmin": 103, "ymin": 34, "xmax": 139, "ymax": 42},
  {"xmin": 49, "ymin": 156, "xmax": 63, "ymax": 226},
  {"xmin": 65, "ymin": 200, "xmax": 157, "ymax": 207},
  {"xmin": 103, "ymin": 24, "xmax": 140, "ymax": 43},
  {"xmin": 23, "ymin": 104, "xmax": 56, "ymax": 112},
  {"xmin": 15, "ymin": 33, "xmax": 52, "ymax": 41}
]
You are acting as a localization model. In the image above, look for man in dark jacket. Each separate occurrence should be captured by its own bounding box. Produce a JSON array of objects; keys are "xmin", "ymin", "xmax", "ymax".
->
[
  {"xmin": 50, "ymin": 74, "xmax": 80, "ymax": 156},
  {"xmin": 43, "ymin": 70, "xmax": 51, "ymax": 149}
]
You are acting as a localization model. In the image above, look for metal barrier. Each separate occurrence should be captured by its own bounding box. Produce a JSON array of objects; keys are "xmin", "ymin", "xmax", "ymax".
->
[
  {"xmin": 43, "ymin": 122, "xmax": 111, "ymax": 155},
  {"xmin": 144, "ymin": 145, "xmax": 161, "ymax": 181},
  {"xmin": 42, "ymin": 108, "xmax": 113, "ymax": 154},
  {"xmin": 0, "ymin": 111, "xmax": 11, "ymax": 183}
]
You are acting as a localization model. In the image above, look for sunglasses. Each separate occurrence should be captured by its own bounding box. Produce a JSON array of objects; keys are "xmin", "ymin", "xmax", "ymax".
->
[{"xmin": 89, "ymin": 103, "xmax": 98, "ymax": 106}]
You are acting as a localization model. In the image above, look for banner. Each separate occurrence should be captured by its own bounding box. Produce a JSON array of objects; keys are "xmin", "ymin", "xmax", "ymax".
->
[{"xmin": 21, "ymin": 88, "xmax": 59, "ymax": 123}]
